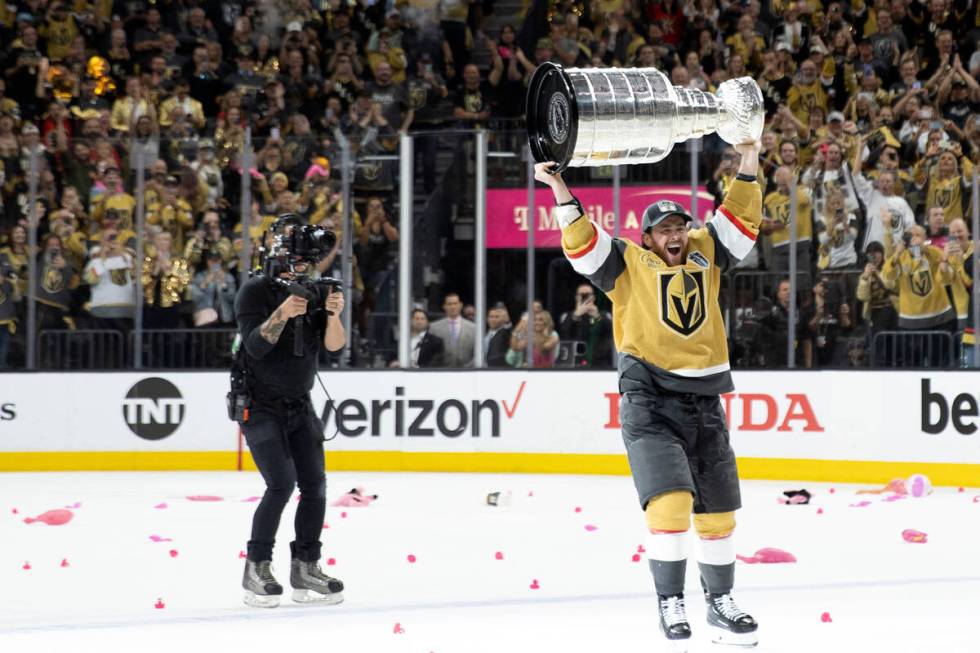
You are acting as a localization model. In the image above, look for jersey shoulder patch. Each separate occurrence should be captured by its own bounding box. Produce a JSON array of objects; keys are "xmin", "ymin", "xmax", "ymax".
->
[{"xmin": 687, "ymin": 251, "xmax": 710, "ymax": 269}]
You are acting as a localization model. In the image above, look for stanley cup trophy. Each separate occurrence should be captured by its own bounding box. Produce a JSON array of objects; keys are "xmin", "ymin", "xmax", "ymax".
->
[{"xmin": 526, "ymin": 62, "xmax": 764, "ymax": 171}]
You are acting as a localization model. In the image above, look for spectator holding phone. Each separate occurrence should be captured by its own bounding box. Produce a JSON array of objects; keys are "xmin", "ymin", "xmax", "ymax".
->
[
  {"xmin": 815, "ymin": 187, "xmax": 858, "ymax": 270},
  {"xmin": 852, "ymin": 134, "xmax": 916, "ymax": 251},
  {"xmin": 943, "ymin": 218, "xmax": 972, "ymax": 333},
  {"xmin": 762, "ymin": 165, "xmax": 814, "ymax": 277},
  {"xmin": 913, "ymin": 145, "xmax": 974, "ymax": 223},
  {"xmin": 558, "ymin": 283, "xmax": 613, "ymax": 368},
  {"xmin": 83, "ymin": 228, "xmax": 136, "ymax": 334},
  {"xmin": 34, "ymin": 233, "xmax": 78, "ymax": 332},
  {"xmin": 0, "ymin": 251, "xmax": 22, "ymax": 369},
  {"xmin": 880, "ymin": 224, "xmax": 956, "ymax": 365}
]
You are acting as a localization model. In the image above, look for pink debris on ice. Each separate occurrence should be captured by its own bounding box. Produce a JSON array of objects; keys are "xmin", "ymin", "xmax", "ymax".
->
[
  {"xmin": 155, "ymin": 598, "xmax": 165, "ymax": 609},
  {"xmin": 736, "ymin": 548, "xmax": 797, "ymax": 564},
  {"xmin": 149, "ymin": 535, "xmax": 173, "ymax": 542},
  {"xmin": 407, "ymin": 554, "xmax": 417, "ymax": 563},
  {"xmin": 153, "ymin": 503, "xmax": 168, "ymax": 510},
  {"xmin": 529, "ymin": 579, "xmax": 540, "ymax": 590},
  {"xmin": 821, "ymin": 612, "xmax": 832, "ymax": 623},
  {"xmin": 584, "ymin": 524, "xmax": 598, "ymax": 532},
  {"xmin": 186, "ymin": 496, "xmax": 223, "ymax": 502},
  {"xmin": 24, "ymin": 509, "xmax": 73, "ymax": 525},
  {"xmin": 494, "ymin": 552, "xmax": 504, "ymax": 560},
  {"xmin": 902, "ymin": 529, "xmax": 928, "ymax": 543}
]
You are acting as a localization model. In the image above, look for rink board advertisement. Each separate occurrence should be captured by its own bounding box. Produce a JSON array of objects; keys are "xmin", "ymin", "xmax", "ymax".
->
[{"xmin": 0, "ymin": 371, "xmax": 978, "ymax": 484}]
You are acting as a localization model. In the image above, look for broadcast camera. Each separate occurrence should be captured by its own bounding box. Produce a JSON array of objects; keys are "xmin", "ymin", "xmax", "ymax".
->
[{"xmin": 260, "ymin": 213, "xmax": 341, "ymax": 309}]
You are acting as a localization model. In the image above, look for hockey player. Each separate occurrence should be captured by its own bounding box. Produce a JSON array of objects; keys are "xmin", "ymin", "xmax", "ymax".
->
[{"xmin": 535, "ymin": 140, "xmax": 763, "ymax": 651}]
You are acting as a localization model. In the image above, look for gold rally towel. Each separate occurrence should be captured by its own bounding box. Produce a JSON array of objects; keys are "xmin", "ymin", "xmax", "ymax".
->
[{"xmin": 560, "ymin": 179, "xmax": 762, "ymax": 395}]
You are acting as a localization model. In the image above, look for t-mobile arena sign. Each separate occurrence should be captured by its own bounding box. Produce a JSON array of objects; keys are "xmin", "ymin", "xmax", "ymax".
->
[{"xmin": 486, "ymin": 185, "xmax": 712, "ymax": 249}]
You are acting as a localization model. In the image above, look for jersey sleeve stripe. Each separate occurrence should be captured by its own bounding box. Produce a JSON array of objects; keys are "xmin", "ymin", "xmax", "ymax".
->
[
  {"xmin": 708, "ymin": 208, "xmax": 756, "ymax": 262},
  {"xmin": 717, "ymin": 205, "xmax": 757, "ymax": 241},
  {"xmin": 565, "ymin": 222, "xmax": 613, "ymax": 276},
  {"xmin": 566, "ymin": 227, "xmax": 599, "ymax": 259}
]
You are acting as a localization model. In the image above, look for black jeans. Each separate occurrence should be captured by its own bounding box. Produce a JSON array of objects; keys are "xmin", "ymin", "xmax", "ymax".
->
[{"xmin": 242, "ymin": 399, "xmax": 326, "ymax": 563}]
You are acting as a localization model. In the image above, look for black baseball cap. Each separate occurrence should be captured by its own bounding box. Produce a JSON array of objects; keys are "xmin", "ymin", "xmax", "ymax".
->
[{"xmin": 642, "ymin": 200, "xmax": 692, "ymax": 232}]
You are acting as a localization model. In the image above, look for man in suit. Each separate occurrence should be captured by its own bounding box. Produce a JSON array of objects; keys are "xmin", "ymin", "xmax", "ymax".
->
[
  {"xmin": 428, "ymin": 292, "xmax": 475, "ymax": 367},
  {"xmin": 485, "ymin": 302, "xmax": 512, "ymax": 368},
  {"xmin": 409, "ymin": 309, "xmax": 444, "ymax": 368}
]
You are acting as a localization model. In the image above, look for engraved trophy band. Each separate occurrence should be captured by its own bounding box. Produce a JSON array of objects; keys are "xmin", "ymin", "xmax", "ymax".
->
[{"xmin": 526, "ymin": 62, "xmax": 764, "ymax": 172}]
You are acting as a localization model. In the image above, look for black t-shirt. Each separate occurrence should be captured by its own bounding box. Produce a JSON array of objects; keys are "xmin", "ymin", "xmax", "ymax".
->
[
  {"xmin": 761, "ymin": 74, "xmax": 791, "ymax": 117},
  {"xmin": 234, "ymin": 276, "xmax": 330, "ymax": 401},
  {"xmin": 943, "ymin": 99, "xmax": 980, "ymax": 131},
  {"xmin": 454, "ymin": 81, "xmax": 492, "ymax": 123},
  {"xmin": 365, "ymin": 81, "xmax": 409, "ymax": 130},
  {"xmin": 407, "ymin": 73, "xmax": 451, "ymax": 125}
]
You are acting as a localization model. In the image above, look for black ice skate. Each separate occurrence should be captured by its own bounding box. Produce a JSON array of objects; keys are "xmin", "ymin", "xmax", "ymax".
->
[
  {"xmin": 242, "ymin": 559, "xmax": 283, "ymax": 608},
  {"xmin": 290, "ymin": 559, "xmax": 345, "ymax": 604},
  {"xmin": 705, "ymin": 592, "xmax": 758, "ymax": 647},
  {"xmin": 658, "ymin": 593, "xmax": 692, "ymax": 652}
]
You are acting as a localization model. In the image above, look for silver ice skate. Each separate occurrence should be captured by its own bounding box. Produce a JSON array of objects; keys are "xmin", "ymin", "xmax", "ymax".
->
[
  {"xmin": 242, "ymin": 559, "xmax": 283, "ymax": 608},
  {"xmin": 290, "ymin": 559, "xmax": 345, "ymax": 604}
]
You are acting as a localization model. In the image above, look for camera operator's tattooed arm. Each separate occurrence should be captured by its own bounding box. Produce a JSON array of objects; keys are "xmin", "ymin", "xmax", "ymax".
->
[
  {"xmin": 237, "ymin": 283, "xmax": 294, "ymax": 359},
  {"xmin": 259, "ymin": 308, "xmax": 289, "ymax": 345}
]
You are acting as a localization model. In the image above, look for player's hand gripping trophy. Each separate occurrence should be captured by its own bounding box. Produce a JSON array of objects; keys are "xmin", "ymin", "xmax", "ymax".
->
[{"xmin": 525, "ymin": 62, "xmax": 764, "ymax": 171}]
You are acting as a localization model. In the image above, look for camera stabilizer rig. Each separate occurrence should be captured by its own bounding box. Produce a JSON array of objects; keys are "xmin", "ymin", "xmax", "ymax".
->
[{"xmin": 259, "ymin": 213, "xmax": 342, "ymax": 312}]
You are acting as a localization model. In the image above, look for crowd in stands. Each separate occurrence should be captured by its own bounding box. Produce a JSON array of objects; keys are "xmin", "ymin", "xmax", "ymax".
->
[{"xmin": 0, "ymin": 0, "xmax": 978, "ymax": 370}]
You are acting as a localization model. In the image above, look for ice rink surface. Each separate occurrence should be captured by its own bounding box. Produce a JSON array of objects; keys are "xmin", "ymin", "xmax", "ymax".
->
[{"xmin": 1, "ymin": 470, "xmax": 978, "ymax": 653}]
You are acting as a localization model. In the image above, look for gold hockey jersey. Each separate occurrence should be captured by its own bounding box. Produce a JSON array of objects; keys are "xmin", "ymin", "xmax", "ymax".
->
[
  {"xmin": 881, "ymin": 246, "xmax": 955, "ymax": 329},
  {"xmin": 763, "ymin": 186, "xmax": 813, "ymax": 247},
  {"xmin": 561, "ymin": 179, "xmax": 762, "ymax": 395}
]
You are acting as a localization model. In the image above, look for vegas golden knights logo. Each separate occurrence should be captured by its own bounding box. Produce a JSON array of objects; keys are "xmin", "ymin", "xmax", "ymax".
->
[
  {"xmin": 110, "ymin": 268, "xmax": 129, "ymax": 286},
  {"xmin": 659, "ymin": 269, "xmax": 706, "ymax": 337},
  {"xmin": 42, "ymin": 266, "xmax": 64, "ymax": 293},
  {"xmin": 909, "ymin": 266, "xmax": 932, "ymax": 297},
  {"xmin": 409, "ymin": 85, "xmax": 427, "ymax": 111}
]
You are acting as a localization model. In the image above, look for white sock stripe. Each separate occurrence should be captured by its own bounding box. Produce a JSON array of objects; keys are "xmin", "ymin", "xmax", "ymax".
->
[
  {"xmin": 697, "ymin": 535, "xmax": 736, "ymax": 565},
  {"xmin": 645, "ymin": 531, "xmax": 690, "ymax": 562}
]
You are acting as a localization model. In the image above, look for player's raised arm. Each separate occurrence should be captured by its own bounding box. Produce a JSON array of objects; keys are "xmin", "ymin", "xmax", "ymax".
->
[
  {"xmin": 534, "ymin": 162, "xmax": 626, "ymax": 293},
  {"xmin": 705, "ymin": 141, "xmax": 763, "ymax": 264}
]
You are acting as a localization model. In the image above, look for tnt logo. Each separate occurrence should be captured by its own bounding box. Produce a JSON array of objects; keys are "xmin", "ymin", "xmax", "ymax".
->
[{"xmin": 122, "ymin": 378, "xmax": 185, "ymax": 440}]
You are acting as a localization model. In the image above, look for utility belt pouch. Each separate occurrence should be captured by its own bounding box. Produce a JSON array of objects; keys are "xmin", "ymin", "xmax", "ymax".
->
[{"xmin": 227, "ymin": 389, "xmax": 251, "ymax": 423}]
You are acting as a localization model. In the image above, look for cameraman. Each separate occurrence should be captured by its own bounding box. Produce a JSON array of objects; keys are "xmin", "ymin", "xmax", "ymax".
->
[{"xmin": 233, "ymin": 218, "xmax": 346, "ymax": 608}]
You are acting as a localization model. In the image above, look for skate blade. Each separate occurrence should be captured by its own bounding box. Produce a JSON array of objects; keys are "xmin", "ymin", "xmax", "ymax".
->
[
  {"xmin": 664, "ymin": 638, "xmax": 690, "ymax": 653},
  {"xmin": 243, "ymin": 591, "xmax": 280, "ymax": 608},
  {"xmin": 709, "ymin": 624, "xmax": 759, "ymax": 647},
  {"xmin": 292, "ymin": 589, "xmax": 345, "ymax": 605}
]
